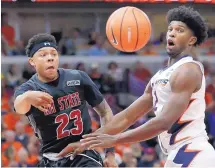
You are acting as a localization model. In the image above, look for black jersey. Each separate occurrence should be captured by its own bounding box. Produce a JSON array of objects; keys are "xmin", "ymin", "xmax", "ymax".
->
[{"xmin": 14, "ymin": 69, "xmax": 104, "ymax": 153}]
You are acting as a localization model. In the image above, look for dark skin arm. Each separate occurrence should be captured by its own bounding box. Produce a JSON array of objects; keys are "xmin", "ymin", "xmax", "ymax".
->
[
  {"xmin": 81, "ymin": 63, "xmax": 202, "ymax": 148},
  {"xmin": 57, "ymin": 82, "xmax": 153, "ymax": 164},
  {"xmin": 93, "ymin": 82, "xmax": 153, "ymax": 135}
]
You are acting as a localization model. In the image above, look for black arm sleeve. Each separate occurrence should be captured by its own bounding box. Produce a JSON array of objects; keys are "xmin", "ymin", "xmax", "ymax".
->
[{"xmin": 80, "ymin": 71, "xmax": 104, "ymax": 107}]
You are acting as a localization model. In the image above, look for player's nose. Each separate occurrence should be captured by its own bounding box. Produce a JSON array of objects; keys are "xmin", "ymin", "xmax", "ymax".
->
[
  {"xmin": 47, "ymin": 54, "xmax": 54, "ymax": 62},
  {"xmin": 168, "ymin": 30, "xmax": 176, "ymax": 38}
]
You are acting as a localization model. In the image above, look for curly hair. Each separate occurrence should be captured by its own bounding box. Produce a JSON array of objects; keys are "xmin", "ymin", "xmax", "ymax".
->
[
  {"xmin": 166, "ymin": 6, "xmax": 208, "ymax": 46},
  {"xmin": 25, "ymin": 33, "xmax": 57, "ymax": 57}
]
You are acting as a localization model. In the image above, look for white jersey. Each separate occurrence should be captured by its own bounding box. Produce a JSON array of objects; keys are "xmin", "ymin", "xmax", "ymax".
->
[{"xmin": 151, "ymin": 56, "xmax": 208, "ymax": 155}]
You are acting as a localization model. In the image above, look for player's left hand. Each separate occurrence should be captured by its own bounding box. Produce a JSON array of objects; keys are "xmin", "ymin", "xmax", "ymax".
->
[
  {"xmin": 57, "ymin": 142, "xmax": 85, "ymax": 159},
  {"xmin": 81, "ymin": 133, "xmax": 119, "ymax": 149},
  {"xmin": 103, "ymin": 153, "xmax": 118, "ymax": 167}
]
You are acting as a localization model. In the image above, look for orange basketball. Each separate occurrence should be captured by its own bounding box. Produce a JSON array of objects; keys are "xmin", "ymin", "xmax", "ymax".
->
[{"xmin": 106, "ymin": 6, "xmax": 151, "ymax": 52}]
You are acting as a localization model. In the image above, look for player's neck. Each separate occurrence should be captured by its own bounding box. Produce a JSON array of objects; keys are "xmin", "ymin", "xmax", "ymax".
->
[{"xmin": 168, "ymin": 51, "xmax": 192, "ymax": 66}]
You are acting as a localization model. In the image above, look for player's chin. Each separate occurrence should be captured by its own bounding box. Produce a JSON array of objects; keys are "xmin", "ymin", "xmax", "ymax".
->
[
  {"xmin": 45, "ymin": 68, "xmax": 57, "ymax": 77},
  {"xmin": 166, "ymin": 47, "xmax": 179, "ymax": 58}
]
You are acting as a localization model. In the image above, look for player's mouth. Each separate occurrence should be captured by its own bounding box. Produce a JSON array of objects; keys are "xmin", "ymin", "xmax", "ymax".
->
[
  {"xmin": 46, "ymin": 66, "xmax": 55, "ymax": 70},
  {"xmin": 167, "ymin": 39, "xmax": 175, "ymax": 49}
]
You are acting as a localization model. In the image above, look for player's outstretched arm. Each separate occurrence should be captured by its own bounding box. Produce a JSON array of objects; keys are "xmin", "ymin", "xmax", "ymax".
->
[
  {"xmin": 81, "ymin": 63, "xmax": 202, "ymax": 148},
  {"xmin": 14, "ymin": 91, "xmax": 53, "ymax": 114},
  {"xmin": 92, "ymin": 82, "xmax": 153, "ymax": 135}
]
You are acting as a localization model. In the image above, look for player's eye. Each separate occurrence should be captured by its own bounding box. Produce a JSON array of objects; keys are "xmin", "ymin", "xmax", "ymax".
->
[
  {"xmin": 40, "ymin": 54, "xmax": 46, "ymax": 57},
  {"xmin": 168, "ymin": 27, "xmax": 172, "ymax": 32},
  {"xmin": 178, "ymin": 29, "xmax": 184, "ymax": 33}
]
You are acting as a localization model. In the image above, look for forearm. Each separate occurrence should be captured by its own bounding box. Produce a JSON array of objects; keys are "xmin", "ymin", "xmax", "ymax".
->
[
  {"xmin": 115, "ymin": 117, "xmax": 167, "ymax": 144},
  {"xmin": 99, "ymin": 110, "xmax": 113, "ymax": 127},
  {"xmin": 95, "ymin": 110, "xmax": 134, "ymax": 135},
  {"xmin": 14, "ymin": 92, "xmax": 31, "ymax": 114},
  {"xmin": 96, "ymin": 96, "xmax": 153, "ymax": 135}
]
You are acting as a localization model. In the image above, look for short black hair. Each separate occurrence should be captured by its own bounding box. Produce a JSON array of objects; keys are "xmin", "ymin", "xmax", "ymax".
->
[
  {"xmin": 25, "ymin": 33, "xmax": 57, "ymax": 57},
  {"xmin": 166, "ymin": 6, "xmax": 208, "ymax": 46}
]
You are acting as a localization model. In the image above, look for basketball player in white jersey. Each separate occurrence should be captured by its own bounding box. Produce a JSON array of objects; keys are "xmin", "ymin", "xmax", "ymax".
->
[{"xmin": 58, "ymin": 6, "xmax": 215, "ymax": 167}]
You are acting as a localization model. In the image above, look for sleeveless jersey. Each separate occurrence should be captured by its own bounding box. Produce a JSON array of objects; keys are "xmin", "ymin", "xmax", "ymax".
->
[{"xmin": 150, "ymin": 56, "xmax": 208, "ymax": 154}]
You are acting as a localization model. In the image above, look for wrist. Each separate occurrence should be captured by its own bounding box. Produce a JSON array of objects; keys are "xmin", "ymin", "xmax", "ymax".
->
[{"xmin": 114, "ymin": 134, "xmax": 121, "ymax": 145}]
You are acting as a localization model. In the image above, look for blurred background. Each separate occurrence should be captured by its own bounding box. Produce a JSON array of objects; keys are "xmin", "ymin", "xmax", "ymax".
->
[{"xmin": 1, "ymin": 0, "xmax": 215, "ymax": 167}]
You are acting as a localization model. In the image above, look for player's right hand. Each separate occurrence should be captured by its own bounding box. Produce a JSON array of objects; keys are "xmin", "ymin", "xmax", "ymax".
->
[{"xmin": 26, "ymin": 91, "xmax": 53, "ymax": 113}]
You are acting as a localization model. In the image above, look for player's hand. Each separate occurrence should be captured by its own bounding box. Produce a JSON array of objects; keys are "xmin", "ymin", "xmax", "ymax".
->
[
  {"xmin": 81, "ymin": 133, "xmax": 118, "ymax": 149},
  {"xmin": 57, "ymin": 142, "xmax": 85, "ymax": 159},
  {"xmin": 26, "ymin": 91, "xmax": 53, "ymax": 112},
  {"xmin": 104, "ymin": 153, "xmax": 118, "ymax": 167}
]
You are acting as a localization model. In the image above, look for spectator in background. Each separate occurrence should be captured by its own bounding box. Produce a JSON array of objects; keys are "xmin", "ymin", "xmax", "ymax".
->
[
  {"xmin": 3, "ymin": 108, "xmax": 20, "ymax": 130},
  {"xmin": 153, "ymin": 32, "xmax": 166, "ymax": 46},
  {"xmin": 206, "ymin": 43, "xmax": 215, "ymax": 56},
  {"xmin": 13, "ymin": 40, "xmax": 25, "ymax": 56},
  {"xmin": 103, "ymin": 39, "xmax": 117, "ymax": 55},
  {"xmin": 22, "ymin": 63, "xmax": 35, "ymax": 81},
  {"xmin": 17, "ymin": 148, "xmax": 31, "ymax": 167},
  {"xmin": 130, "ymin": 143, "xmax": 143, "ymax": 163},
  {"xmin": 88, "ymin": 63, "xmax": 103, "ymax": 91},
  {"xmin": 119, "ymin": 148, "xmax": 135, "ymax": 167},
  {"xmin": 2, "ymin": 130, "xmax": 23, "ymax": 153},
  {"xmin": 138, "ymin": 42, "xmax": 157, "ymax": 56},
  {"xmin": 15, "ymin": 121, "xmax": 29, "ymax": 148},
  {"xmin": 27, "ymin": 143, "xmax": 40, "ymax": 166},
  {"xmin": 58, "ymin": 28, "xmax": 75, "ymax": 55},
  {"xmin": 132, "ymin": 61, "xmax": 151, "ymax": 82},
  {"xmin": 76, "ymin": 62, "xmax": 86, "ymax": 72},
  {"xmin": 2, "ymin": 146, "xmax": 18, "ymax": 167},
  {"xmin": 1, "ymin": 35, "xmax": 9, "ymax": 56},
  {"xmin": 107, "ymin": 62, "xmax": 124, "ymax": 92},
  {"xmin": 88, "ymin": 31, "xmax": 97, "ymax": 46},
  {"xmin": 88, "ymin": 35, "xmax": 108, "ymax": 56},
  {"xmin": 1, "ymin": 13, "xmax": 15, "ymax": 54},
  {"xmin": 1, "ymin": 75, "xmax": 11, "ymax": 113},
  {"xmin": 138, "ymin": 148, "xmax": 157, "ymax": 167},
  {"xmin": 6, "ymin": 64, "xmax": 21, "ymax": 88}
]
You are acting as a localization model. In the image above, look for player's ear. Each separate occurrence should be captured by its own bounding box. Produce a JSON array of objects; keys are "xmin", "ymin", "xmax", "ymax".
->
[
  {"xmin": 188, "ymin": 36, "xmax": 197, "ymax": 46},
  {"xmin": 28, "ymin": 58, "xmax": 36, "ymax": 68}
]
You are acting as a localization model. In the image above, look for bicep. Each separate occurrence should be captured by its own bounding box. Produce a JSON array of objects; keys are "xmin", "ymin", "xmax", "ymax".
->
[
  {"xmin": 158, "ymin": 64, "xmax": 201, "ymax": 126},
  {"xmin": 124, "ymin": 82, "xmax": 153, "ymax": 122}
]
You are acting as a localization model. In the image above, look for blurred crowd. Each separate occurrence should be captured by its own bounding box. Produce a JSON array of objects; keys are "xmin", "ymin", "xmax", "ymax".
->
[
  {"xmin": 1, "ymin": 9, "xmax": 215, "ymax": 168},
  {"xmin": 1, "ymin": 13, "xmax": 215, "ymax": 57},
  {"xmin": 1, "ymin": 58, "xmax": 215, "ymax": 167}
]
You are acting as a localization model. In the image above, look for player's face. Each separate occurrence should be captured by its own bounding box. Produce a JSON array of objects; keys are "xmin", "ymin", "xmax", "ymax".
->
[
  {"xmin": 29, "ymin": 47, "xmax": 59, "ymax": 81},
  {"xmin": 166, "ymin": 21, "xmax": 197, "ymax": 57}
]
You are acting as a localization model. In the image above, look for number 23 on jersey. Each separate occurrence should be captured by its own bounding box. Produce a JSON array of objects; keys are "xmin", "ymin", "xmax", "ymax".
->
[{"xmin": 55, "ymin": 109, "xmax": 83, "ymax": 139}]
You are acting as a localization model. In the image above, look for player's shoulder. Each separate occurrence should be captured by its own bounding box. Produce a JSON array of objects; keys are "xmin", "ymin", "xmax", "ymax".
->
[
  {"xmin": 14, "ymin": 76, "xmax": 37, "ymax": 98},
  {"xmin": 178, "ymin": 62, "xmax": 202, "ymax": 77},
  {"xmin": 17, "ymin": 75, "xmax": 36, "ymax": 90},
  {"xmin": 61, "ymin": 68, "xmax": 88, "ymax": 78},
  {"xmin": 170, "ymin": 63, "xmax": 202, "ymax": 90}
]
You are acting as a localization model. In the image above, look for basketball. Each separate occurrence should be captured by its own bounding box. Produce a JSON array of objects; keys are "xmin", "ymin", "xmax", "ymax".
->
[{"xmin": 106, "ymin": 6, "xmax": 151, "ymax": 52}]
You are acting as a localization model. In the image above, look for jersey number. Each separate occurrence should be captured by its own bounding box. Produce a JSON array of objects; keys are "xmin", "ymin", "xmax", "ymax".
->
[{"xmin": 55, "ymin": 109, "xmax": 83, "ymax": 139}]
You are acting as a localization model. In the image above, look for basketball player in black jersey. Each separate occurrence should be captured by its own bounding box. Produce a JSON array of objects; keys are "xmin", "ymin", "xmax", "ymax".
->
[{"xmin": 14, "ymin": 33, "xmax": 117, "ymax": 167}]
